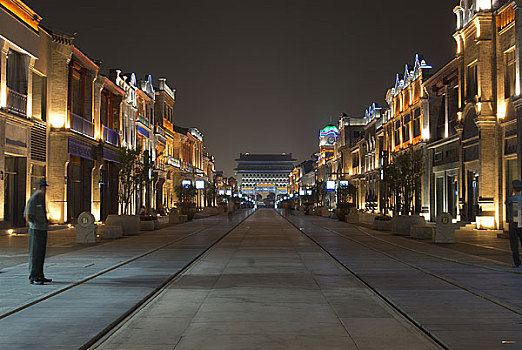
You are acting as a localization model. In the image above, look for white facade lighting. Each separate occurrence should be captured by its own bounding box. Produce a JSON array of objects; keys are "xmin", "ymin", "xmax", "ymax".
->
[{"xmin": 326, "ymin": 181, "xmax": 336, "ymax": 191}]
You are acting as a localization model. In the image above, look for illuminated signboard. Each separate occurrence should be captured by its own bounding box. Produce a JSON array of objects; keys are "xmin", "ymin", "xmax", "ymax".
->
[
  {"xmin": 340, "ymin": 180, "xmax": 349, "ymax": 187},
  {"xmin": 195, "ymin": 180, "xmax": 205, "ymax": 189},
  {"xmin": 226, "ymin": 190, "xmax": 232, "ymax": 196},
  {"xmin": 219, "ymin": 190, "xmax": 225, "ymax": 195},
  {"xmin": 326, "ymin": 181, "xmax": 336, "ymax": 191},
  {"xmin": 319, "ymin": 125, "xmax": 339, "ymax": 138},
  {"xmin": 182, "ymin": 180, "xmax": 191, "ymax": 188}
]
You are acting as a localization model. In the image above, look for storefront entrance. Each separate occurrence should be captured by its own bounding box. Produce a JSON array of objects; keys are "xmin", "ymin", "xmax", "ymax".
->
[
  {"xmin": 100, "ymin": 161, "xmax": 119, "ymax": 221},
  {"xmin": 67, "ymin": 155, "xmax": 93, "ymax": 223},
  {"xmin": 3, "ymin": 156, "xmax": 27, "ymax": 227}
]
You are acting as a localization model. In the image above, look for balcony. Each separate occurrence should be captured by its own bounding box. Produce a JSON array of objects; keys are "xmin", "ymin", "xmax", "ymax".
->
[
  {"xmin": 138, "ymin": 114, "xmax": 149, "ymax": 127},
  {"xmin": 70, "ymin": 113, "xmax": 94, "ymax": 138},
  {"xmin": 155, "ymin": 125, "xmax": 165, "ymax": 137},
  {"xmin": 6, "ymin": 88, "xmax": 27, "ymax": 117},
  {"xmin": 103, "ymin": 125, "xmax": 120, "ymax": 146}
]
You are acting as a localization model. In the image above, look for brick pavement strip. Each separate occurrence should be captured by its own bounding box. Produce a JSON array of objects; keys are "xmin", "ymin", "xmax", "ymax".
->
[
  {"xmin": 0, "ymin": 211, "xmax": 251, "ymax": 350},
  {"xmin": 285, "ymin": 214, "xmax": 522, "ymax": 350},
  {"xmin": 93, "ymin": 209, "xmax": 440, "ymax": 350}
]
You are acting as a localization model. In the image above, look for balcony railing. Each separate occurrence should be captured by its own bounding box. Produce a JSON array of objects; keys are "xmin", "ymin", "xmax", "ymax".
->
[
  {"xmin": 70, "ymin": 113, "xmax": 94, "ymax": 138},
  {"xmin": 103, "ymin": 125, "xmax": 120, "ymax": 146},
  {"xmin": 155, "ymin": 125, "xmax": 165, "ymax": 137},
  {"xmin": 138, "ymin": 114, "xmax": 149, "ymax": 127},
  {"xmin": 6, "ymin": 88, "xmax": 27, "ymax": 117}
]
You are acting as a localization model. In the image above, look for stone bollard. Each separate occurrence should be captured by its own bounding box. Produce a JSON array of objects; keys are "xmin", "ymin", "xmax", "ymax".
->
[
  {"xmin": 76, "ymin": 212, "xmax": 97, "ymax": 243},
  {"xmin": 434, "ymin": 213, "xmax": 455, "ymax": 243}
]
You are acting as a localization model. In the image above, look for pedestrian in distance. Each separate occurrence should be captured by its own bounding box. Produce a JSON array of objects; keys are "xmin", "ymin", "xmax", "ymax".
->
[
  {"xmin": 24, "ymin": 178, "xmax": 52, "ymax": 285},
  {"xmin": 506, "ymin": 179, "xmax": 522, "ymax": 268}
]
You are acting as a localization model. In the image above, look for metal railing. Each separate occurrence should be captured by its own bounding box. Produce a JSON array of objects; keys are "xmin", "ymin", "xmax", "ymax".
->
[
  {"xmin": 70, "ymin": 113, "xmax": 94, "ymax": 138},
  {"xmin": 6, "ymin": 88, "xmax": 27, "ymax": 117},
  {"xmin": 155, "ymin": 125, "xmax": 165, "ymax": 137},
  {"xmin": 103, "ymin": 125, "xmax": 120, "ymax": 146}
]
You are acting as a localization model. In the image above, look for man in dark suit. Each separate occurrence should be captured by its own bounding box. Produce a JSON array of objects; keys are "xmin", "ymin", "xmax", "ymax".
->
[
  {"xmin": 24, "ymin": 178, "xmax": 52, "ymax": 284},
  {"xmin": 506, "ymin": 180, "xmax": 522, "ymax": 268}
]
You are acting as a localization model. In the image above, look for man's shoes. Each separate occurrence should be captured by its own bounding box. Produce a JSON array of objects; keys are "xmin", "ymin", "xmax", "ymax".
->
[
  {"xmin": 513, "ymin": 264, "xmax": 521, "ymax": 268},
  {"xmin": 41, "ymin": 277, "xmax": 52, "ymax": 283},
  {"xmin": 30, "ymin": 280, "xmax": 45, "ymax": 285}
]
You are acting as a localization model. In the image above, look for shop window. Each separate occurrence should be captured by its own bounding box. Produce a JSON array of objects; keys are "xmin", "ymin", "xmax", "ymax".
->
[
  {"xmin": 505, "ymin": 49, "xmax": 516, "ymax": 98},
  {"xmin": 466, "ymin": 63, "xmax": 478, "ymax": 99},
  {"xmin": 6, "ymin": 49, "xmax": 29, "ymax": 95},
  {"xmin": 31, "ymin": 73, "xmax": 47, "ymax": 121}
]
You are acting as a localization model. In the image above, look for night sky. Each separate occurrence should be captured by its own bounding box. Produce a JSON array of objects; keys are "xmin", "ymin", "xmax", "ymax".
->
[{"xmin": 25, "ymin": 0, "xmax": 456, "ymax": 176}]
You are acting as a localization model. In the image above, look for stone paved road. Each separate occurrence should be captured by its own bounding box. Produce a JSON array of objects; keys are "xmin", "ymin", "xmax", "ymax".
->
[
  {"xmin": 0, "ymin": 211, "xmax": 252, "ymax": 350},
  {"xmin": 285, "ymin": 213, "xmax": 522, "ymax": 350},
  {"xmin": 96, "ymin": 209, "xmax": 440, "ymax": 350}
]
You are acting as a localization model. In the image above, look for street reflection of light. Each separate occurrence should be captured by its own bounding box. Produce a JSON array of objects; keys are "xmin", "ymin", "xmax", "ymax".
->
[{"xmin": 7, "ymin": 229, "xmax": 14, "ymax": 235}]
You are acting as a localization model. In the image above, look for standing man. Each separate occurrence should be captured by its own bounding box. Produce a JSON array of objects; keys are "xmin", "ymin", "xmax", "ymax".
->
[
  {"xmin": 506, "ymin": 180, "xmax": 522, "ymax": 268},
  {"xmin": 24, "ymin": 178, "xmax": 52, "ymax": 284}
]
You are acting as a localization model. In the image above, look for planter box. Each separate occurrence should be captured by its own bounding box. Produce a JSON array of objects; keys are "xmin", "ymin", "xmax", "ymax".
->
[
  {"xmin": 391, "ymin": 215, "xmax": 426, "ymax": 236},
  {"xmin": 169, "ymin": 212, "xmax": 188, "ymax": 224},
  {"xmin": 321, "ymin": 207, "xmax": 330, "ymax": 218},
  {"xmin": 346, "ymin": 212, "xmax": 359, "ymax": 224},
  {"xmin": 372, "ymin": 219, "xmax": 391, "ymax": 231},
  {"xmin": 97, "ymin": 224, "xmax": 123, "ymax": 239},
  {"xmin": 106, "ymin": 215, "xmax": 140, "ymax": 236},
  {"xmin": 410, "ymin": 225, "xmax": 434, "ymax": 239},
  {"xmin": 140, "ymin": 220, "xmax": 155, "ymax": 231},
  {"xmin": 359, "ymin": 213, "xmax": 378, "ymax": 227}
]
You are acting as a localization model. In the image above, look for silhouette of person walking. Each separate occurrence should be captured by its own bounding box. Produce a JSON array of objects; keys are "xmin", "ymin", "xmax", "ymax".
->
[{"xmin": 24, "ymin": 178, "xmax": 52, "ymax": 284}]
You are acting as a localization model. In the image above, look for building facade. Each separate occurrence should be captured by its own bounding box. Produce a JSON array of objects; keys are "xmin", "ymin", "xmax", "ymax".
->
[
  {"xmin": 0, "ymin": 0, "xmax": 43, "ymax": 228},
  {"xmin": 0, "ymin": 0, "xmax": 218, "ymax": 226},
  {"xmin": 235, "ymin": 153, "xmax": 295, "ymax": 205}
]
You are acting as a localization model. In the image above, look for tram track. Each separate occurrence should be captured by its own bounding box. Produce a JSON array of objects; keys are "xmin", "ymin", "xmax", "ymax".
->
[
  {"xmin": 276, "ymin": 211, "xmax": 451, "ymax": 350},
  {"xmin": 0, "ymin": 210, "xmax": 254, "ymax": 350},
  {"xmin": 279, "ymin": 211, "xmax": 522, "ymax": 349},
  {"xmin": 81, "ymin": 210, "xmax": 254, "ymax": 350},
  {"xmin": 91, "ymin": 208, "xmax": 445, "ymax": 350},
  {"xmin": 319, "ymin": 223, "xmax": 522, "ymax": 316},
  {"xmin": 344, "ymin": 224, "xmax": 521, "ymax": 275}
]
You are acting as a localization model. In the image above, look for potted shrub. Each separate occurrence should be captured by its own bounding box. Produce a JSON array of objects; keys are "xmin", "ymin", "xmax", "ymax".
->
[
  {"xmin": 373, "ymin": 215, "xmax": 392, "ymax": 231},
  {"xmin": 180, "ymin": 202, "xmax": 196, "ymax": 221},
  {"xmin": 106, "ymin": 146, "xmax": 145, "ymax": 236},
  {"xmin": 383, "ymin": 148, "xmax": 425, "ymax": 236},
  {"xmin": 335, "ymin": 202, "xmax": 354, "ymax": 222},
  {"xmin": 139, "ymin": 214, "xmax": 156, "ymax": 231}
]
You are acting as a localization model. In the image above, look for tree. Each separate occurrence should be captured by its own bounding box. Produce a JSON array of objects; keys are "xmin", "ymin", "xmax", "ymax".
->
[
  {"xmin": 337, "ymin": 183, "xmax": 356, "ymax": 206},
  {"xmin": 204, "ymin": 183, "xmax": 217, "ymax": 207},
  {"xmin": 138, "ymin": 149, "xmax": 155, "ymax": 214},
  {"xmin": 174, "ymin": 184, "xmax": 196, "ymax": 203},
  {"xmin": 117, "ymin": 146, "xmax": 143, "ymax": 215},
  {"xmin": 383, "ymin": 148, "xmax": 423, "ymax": 215}
]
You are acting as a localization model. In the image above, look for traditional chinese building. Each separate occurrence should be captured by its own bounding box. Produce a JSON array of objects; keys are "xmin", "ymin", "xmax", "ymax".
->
[
  {"xmin": 0, "ymin": 0, "xmax": 43, "ymax": 228},
  {"xmin": 235, "ymin": 153, "xmax": 295, "ymax": 204}
]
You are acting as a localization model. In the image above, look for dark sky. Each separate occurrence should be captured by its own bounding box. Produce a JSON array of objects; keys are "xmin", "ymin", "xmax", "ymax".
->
[{"xmin": 26, "ymin": 0, "xmax": 456, "ymax": 176}]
